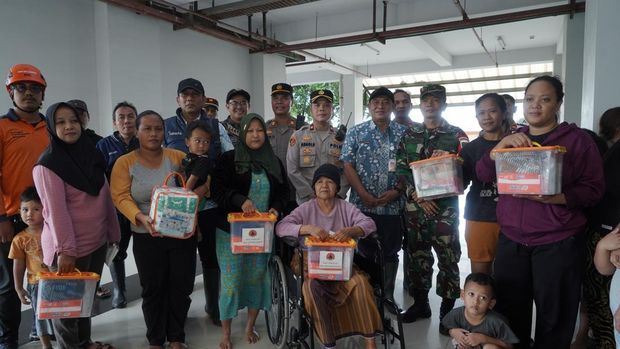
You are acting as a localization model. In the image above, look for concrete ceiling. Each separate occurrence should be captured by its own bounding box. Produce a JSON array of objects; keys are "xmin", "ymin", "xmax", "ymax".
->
[{"xmin": 166, "ymin": 0, "xmax": 582, "ymax": 83}]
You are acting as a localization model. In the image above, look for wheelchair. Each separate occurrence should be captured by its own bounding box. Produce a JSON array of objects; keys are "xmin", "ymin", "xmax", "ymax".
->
[{"xmin": 265, "ymin": 234, "xmax": 406, "ymax": 349}]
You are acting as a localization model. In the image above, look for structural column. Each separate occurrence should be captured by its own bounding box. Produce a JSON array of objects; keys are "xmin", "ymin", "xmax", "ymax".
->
[
  {"xmin": 340, "ymin": 73, "xmax": 364, "ymax": 127},
  {"xmin": 560, "ymin": 12, "xmax": 585, "ymax": 125},
  {"xmin": 581, "ymin": 0, "xmax": 620, "ymax": 131},
  {"xmin": 251, "ymin": 53, "xmax": 287, "ymax": 118}
]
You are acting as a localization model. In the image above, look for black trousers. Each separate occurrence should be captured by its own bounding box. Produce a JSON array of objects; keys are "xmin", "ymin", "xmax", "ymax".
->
[
  {"xmin": 0, "ymin": 217, "xmax": 25, "ymax": 349},
  {"xmin": 133, "ymin": 233, "xmax": 197, "ymax": 346},
  {"xmin": 493, "ymin": 233, "xmax": 585, "ymax": 349},
  {"xmin": 112, "ymin": 211, "xmax": 132, "ymax": 262},
  {"xmin": 358, "ymin": 213, "xmax": 403, "ymax": 263},
  {"xmin": 197, "ymin": 209, "xmax": 218, "ymax": 269}
]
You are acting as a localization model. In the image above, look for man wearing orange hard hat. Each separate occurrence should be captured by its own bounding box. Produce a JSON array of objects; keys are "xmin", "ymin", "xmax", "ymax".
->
[{"xmin": 1, "ymin": 64, "xmax": 49, "ymax": 349}]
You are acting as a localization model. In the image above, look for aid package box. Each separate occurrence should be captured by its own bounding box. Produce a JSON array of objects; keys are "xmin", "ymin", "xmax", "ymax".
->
[
  {"xmin": 36, "ymin": 271, "xmax": 100, "ymax": 319},
  {"xmin": 305, "ymin": 236, "xmax": 356, "ymax": 281},
  {"xmin": 149, "ymin": 172, "xmax": 199, "ymax": 238},
  {"xmin": 228, "ymin": 212, "xmax": 277, "ymax": 254},
  {"xmin": 492, "ymin": 146, "xmax": 565, "ymax": 195},
  {"xmin": 409, "ymin": 154, "xmax": 464, "ymax": 199}
]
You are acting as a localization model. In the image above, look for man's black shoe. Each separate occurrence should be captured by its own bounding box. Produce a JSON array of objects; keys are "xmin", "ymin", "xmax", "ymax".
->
[{"xmin": 401, "ymin": 302, "xmax": 431, "ymax": 323}]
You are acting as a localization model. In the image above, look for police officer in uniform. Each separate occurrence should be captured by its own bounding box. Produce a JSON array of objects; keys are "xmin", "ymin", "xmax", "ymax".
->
[
  {"xmin": 203, "ymin": 97, "xmax": 219, "ymax": 119},
  {"xmin": 287, "ymin": 89, "xmax": 349, "ymax": 204},
  {"xmin": 266, "ymin": 83, "xmax": 305, "ymax": 214}
]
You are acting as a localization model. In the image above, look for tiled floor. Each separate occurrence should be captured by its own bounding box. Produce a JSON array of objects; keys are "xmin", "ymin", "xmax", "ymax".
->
[
  {"xmin": 20, "ymin": 199, "xmax": 473, "ymax": 349},
  {"xmin": 19, "ymin": 249, "xmax": 471, "ymax": 349}
]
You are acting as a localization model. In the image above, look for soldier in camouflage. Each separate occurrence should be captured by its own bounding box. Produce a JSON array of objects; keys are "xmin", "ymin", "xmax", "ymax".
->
[{"xmin": 396, "ymin": 84, "xmax": 469, "ymax": 335}]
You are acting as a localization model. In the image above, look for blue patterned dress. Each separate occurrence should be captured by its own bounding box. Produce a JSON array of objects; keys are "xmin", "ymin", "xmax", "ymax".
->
[{"xmin": 215, "ymin": 169, "xmax": 272, "ymax": 320}]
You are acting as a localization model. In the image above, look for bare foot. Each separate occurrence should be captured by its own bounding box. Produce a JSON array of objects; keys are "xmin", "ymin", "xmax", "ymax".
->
[
  {"xmin": 245, "ymin": 327, "xmax": 260, "ymax": 344},
  {"xmin": 219, "ymin": 335, "xmax": 233, "ymax": 349}
]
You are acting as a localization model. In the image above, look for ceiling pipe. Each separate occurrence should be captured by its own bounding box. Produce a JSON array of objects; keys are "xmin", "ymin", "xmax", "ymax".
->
[
  {"xmin": 453, "ymin": 0, "xmax": 498, "ymax": 67},
  {"xmin": 297, "ymin": 50, "xmax": 371, "ymax": 78},
  {"xmin": 364, "ymin": 72, "xmax": 553, "ymax": 90},
  {"xmin": 258, "ymin": 2, "xmax": 585, "ymax": 54},
  {"xmin": 382, "ymin": 1, "xmax": 387, "ymax": 33},
  {"xmin": 372, "ymin": 0, "xmax": 377, "ymax": 36},
  {"xmin": 101, "ymin": 0, "xmax": 264, "ymax": 50}
]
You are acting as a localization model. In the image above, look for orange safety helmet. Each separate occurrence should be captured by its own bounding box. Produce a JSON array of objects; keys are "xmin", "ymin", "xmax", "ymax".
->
[{"xmin": 5, "ymin": 64, "xmax": 47, "ymax": 93}]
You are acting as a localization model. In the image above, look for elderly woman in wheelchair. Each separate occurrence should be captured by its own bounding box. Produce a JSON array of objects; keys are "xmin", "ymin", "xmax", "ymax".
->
[{"xmin": 276, "ymin": 164, "xmax": 383, "ymax": 349}]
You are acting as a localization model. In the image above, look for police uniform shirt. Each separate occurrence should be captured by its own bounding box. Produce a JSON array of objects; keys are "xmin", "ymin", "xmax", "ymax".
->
[
  {"xmin": 286, "ymin": 124, "xmax": 349, "ymax": 204},
  {"xmin": 266, "ymin": 117, "xmax": 297, "ymax": 168}
]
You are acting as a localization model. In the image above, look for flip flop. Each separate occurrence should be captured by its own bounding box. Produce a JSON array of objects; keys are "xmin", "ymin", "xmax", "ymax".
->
[{"xmin": 96, "ymin": 287, "xmax": 112, "ymax": 299}]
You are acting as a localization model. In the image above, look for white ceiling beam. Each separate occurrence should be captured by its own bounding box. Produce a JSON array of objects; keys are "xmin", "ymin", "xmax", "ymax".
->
[{"xmin": 407, "ymin": 36, "xmax": 452, "ymax": 67}]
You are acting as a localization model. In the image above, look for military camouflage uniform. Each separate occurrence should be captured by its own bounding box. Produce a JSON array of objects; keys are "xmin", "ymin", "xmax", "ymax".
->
[
  {"xmin": 396, "ymin": 118, "xmax": 469, "ymax": 299},
  {"xmin": 286, "ymin": 124, "xmax": 349, "ymax": 204}
]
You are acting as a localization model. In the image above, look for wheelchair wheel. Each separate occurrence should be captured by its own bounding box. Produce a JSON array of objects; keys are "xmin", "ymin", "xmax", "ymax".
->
[{"xmin": 265, "ymin": 255, "xmax": 289, "ymax": 348}]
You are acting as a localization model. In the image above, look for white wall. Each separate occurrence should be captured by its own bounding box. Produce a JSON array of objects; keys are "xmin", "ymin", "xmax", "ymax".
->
[{"xmin": 0, "ymin": 0, "xmax": 253, "ymax": 136}]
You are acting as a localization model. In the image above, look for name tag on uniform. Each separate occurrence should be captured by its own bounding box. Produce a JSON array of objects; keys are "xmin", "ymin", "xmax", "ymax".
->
[{"xmin": 388, "ymin": 159, "xmax": 396, "ymax": 172}]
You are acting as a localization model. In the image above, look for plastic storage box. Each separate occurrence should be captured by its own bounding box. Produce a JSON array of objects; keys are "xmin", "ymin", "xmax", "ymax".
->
[
  {"xmin": 305, "ymin": 237, "xmax": 356, "ymax": 281},
  {"xmin": 36, "ymin": 271, "xmax": 100, "ymax": 319},
  {"xmin": 409, "ymin": 154, "xmax": 464, "ymax": 199},
  {"xmin": 149, "ymin": 172, "xmax": 199, "ymax": 238},
  {"xmin": 228, "ymin": 212, "xmax": 277, "ymax": 254},
  {"xmin": 492, "ymin": 146, "xmax": 566, "ymax": 195}
]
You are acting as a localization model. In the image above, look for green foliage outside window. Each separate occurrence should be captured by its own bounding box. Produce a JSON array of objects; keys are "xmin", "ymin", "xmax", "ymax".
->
[{"xmin": 291, "ymin": 82, "xmax": 341, "ymax": 125}]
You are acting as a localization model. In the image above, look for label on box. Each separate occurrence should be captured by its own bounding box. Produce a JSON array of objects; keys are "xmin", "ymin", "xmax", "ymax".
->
[
  {"xmin": 318, "ymin": 251, "xmax": 343, "ymax": 269},
  {"xmin": 497, "ymin": 173, "xmax": 541, "ymax": 194},
  {"xmin": 241, "ymin": 227, "xmax": 265, "ymax": 246},
  {"xmin": 38, "ymin": 299, "xmax": 83, "ymax": 319}
]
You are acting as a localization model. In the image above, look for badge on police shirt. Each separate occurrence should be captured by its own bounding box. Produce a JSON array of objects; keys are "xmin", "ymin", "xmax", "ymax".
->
[{"xmin": 388, "ymin": 159, "xmax": 396, "ymax": 172}]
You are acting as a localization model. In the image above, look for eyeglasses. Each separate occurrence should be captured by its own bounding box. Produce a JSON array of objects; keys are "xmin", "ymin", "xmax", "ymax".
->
[
  {"xmin": 11, "ymin": 83, "xmax": 43, "ymax": 94},
  {"xmin": 228, "ymin": 101, "xmax": 248, "ymax": 108},
  {"xmin": 370, "ymin": 99, "xmax": 391, "ymax": 106},
  {"xmin": 191, "ymin": 138, "xmax": 211, "ymax": 145}
]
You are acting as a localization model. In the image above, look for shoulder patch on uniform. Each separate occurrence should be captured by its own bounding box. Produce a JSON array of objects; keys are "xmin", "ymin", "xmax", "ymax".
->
[{"xmin": 289, "ymin": 136, "xmax": 297, "ymax": 147}]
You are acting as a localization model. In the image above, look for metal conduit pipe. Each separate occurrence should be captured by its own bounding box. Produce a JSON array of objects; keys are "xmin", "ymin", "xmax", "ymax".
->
[{"xmin": 260, "ymin": 2, "xmax": 585, "ymax": 54}]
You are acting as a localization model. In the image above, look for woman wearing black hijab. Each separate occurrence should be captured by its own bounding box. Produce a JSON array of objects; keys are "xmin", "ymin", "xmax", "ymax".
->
[{"xmin": 33, "ymin": 102, "xmax": 120, "ymax": 349}]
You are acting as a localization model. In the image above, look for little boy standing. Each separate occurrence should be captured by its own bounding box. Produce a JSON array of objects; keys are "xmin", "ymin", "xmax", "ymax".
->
[
  {"xmin": 8, "ymin": 187, "xmax": 54, "ymax": 349},
  {"xmin": 442, "ymin": 273, "xmax": 518, "ymax": 349}
]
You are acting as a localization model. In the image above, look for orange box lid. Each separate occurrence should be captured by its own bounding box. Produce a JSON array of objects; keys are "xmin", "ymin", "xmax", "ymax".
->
[
  {"xmin": 37, "ymin": 271, "xmax": 100, "ymax": 281},
  {"xmin": 227, "ymin": 212, "xmax": 277, "ymax": 222},
  {"xmin": 492, "ymin": 145, "xmax": 566, "ymax": 153},
  {"xmin": 409, "ymin": 154, "xmax": 461, "ymax": 167},
  {"xmin": 305, "ymin": 236, "xmax": 357, "ymax": 248}
]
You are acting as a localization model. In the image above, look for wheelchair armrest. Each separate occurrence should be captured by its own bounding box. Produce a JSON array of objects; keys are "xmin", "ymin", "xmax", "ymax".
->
[{"xmin": 280, "ymin": 235, "xmax": 302, "ymax": 248}]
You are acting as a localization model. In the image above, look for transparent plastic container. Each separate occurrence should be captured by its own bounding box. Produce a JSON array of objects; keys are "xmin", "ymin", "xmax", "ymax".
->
[
  {"xmin": 228, "ymin": 212, "xmax": 277, "ymax": 254},
  {"xmin": 149, "ymin": 172, "xmax": 199, "ymax": 239},
  {"xmin": 36, "ymin": 271, "xmax": 100, "ymax": 319},
  {"xmin": 409, "ymin": 154, "xmax": 464, "ymax": 199},
  {"xmin": 305, "ymin": 237, "xmax": 356, "ymax": 281},
  {"xmin": 492, "ymin": 145, "xmax": 566, "ymax": 195}
]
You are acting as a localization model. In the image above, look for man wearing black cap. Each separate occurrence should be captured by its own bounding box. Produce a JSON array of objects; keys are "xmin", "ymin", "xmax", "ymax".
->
[
  {"xmin": 287, "ymin": 89, "xmax": 349, "ymax": 204},
  {"xmin": 67, "ymin": 99, "xmax": 103, "ymax": 145},
  {"xmin": 222, "ymin": 89, "xmax": 250, "ymax": 147},
  {"xmin": 163, "ymin": 78, "xmax": 234, "ymax": 324},
  {"xmin": 266, "ymin": 83, "xmax": 305, "ymax": 214},
  {"xmin": 395, "ymin": 84, "xmax": 469, "ymax": 332},
  {"xmin": 164, "ymin": 78, "xmax": 233, "ymax": 155},
  {"xmin": 341, "ymin": 86, "xmax": 407, "ymax": 311},
  {"xmin": 203, "ymin": 97, "xmax": 219, "ymax": 119}
]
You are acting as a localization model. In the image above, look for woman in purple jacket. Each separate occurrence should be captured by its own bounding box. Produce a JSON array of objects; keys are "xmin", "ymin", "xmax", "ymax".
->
[{"xmin": 476, "ymin": 75, "xmax": 604, "ymax": 349}]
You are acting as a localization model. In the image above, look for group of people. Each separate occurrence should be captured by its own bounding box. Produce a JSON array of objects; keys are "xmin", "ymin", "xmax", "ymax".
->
[{"xmin": 0, "ymin": 62, "xmax": 618, "ymax": 349}]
